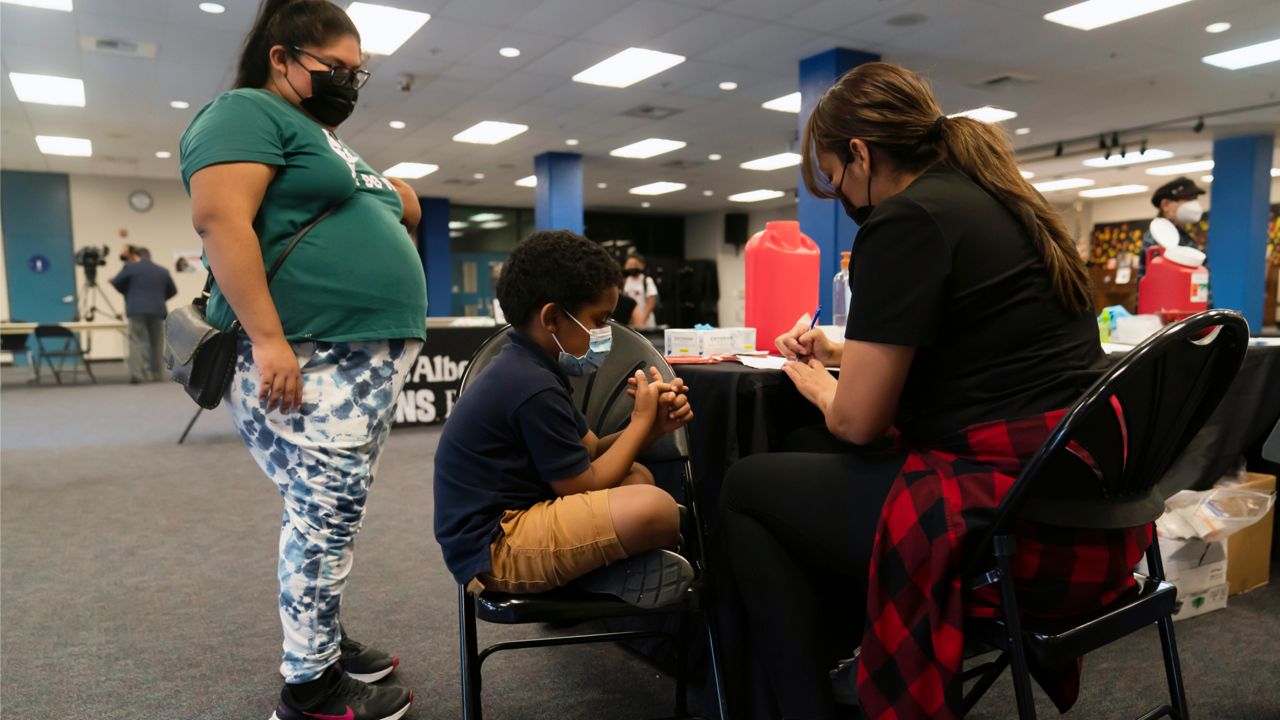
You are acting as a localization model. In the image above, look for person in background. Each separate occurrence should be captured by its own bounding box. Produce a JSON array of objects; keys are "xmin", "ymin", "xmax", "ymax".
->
[
  {"xmin": 179, "ymin": 0, "xmax": 426, "ymax": 718},
  {"xmin": 1139, "ymin": 176, "xmax": 1206, "ymax": 276},
  {"xmin": 110, "ymin": 245, "xmax": 177, "ymax": 384},
  {"xmin": 623, "ymin": 253, "xmax": 660, "ymax": 328}
]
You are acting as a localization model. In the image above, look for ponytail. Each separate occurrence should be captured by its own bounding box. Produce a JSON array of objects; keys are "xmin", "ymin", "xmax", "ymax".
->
[
  {"xmin": 234, "ymin": 0, "xmax": 360, "ymax": 89},
  {"xmin": 801, "ymin": 62, "xmax": 1093, "ymax": 315}
]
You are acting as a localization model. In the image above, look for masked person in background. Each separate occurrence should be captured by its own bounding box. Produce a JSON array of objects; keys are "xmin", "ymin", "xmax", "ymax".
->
[
  {"xmin": 623, "ymin": 253, "xmax": 660, "ymax": 328},
  {"xmin": 1140, "ymin": 176, "xmax": 1206, "ymax": 277},
  {"xmin": 179, "ymin": 0, "xmax": 426, "ymax": 718}
]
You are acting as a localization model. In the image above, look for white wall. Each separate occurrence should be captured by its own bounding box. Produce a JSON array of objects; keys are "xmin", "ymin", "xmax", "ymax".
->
[
  {"xmin": 0, "ymin": 209, "xmax": 8, "ymax": 321},
  {"xmin": 67, "ymin": 174, "xmax": 202, "ymax": 359},
  {"xmin": 685, "ymin": 204, "xmax": 798, "ymax": 328}
]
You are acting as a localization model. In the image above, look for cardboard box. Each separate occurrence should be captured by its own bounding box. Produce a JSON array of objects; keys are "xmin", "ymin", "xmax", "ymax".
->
[
  {"xmin": 1225, "ymin": 473, "xmax": 1275, "ymax": 596},
  {"xmin": 1139, "ymin": 537, "xmax": 1227, "ymax": 593},
  {"xmin": 723, "ymin": 327, "xmax": 757, "ymax": 353},
  {"xmin": 664, "ymin": 328, "xmax": 756, "ymax": 357},
  {"xmin": 664, "ymin": 329, "xmax": 700, "ymax": 357},
  {"xmin": 697, "ymin": 329, "xmax": 737, "ymax": 356},
  {"xmin": 1171, "ymin": 582, "xmax": 1228, "ymax": 622}
]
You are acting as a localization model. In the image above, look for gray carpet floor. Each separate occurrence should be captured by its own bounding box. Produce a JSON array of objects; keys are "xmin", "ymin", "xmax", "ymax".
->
[{"xmin": 2, "ymin": 362, "xmax": 1278, "ymax": 719}]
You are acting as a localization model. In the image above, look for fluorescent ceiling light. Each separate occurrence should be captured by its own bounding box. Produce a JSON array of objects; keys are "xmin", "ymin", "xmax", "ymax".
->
[
  {"xmin": 1202, "ymin": 38, "xmax": 1280, "ymax": 70},
  {"xmin": 473, "ymin": 172, "xmax": 485, "ymax": 180},
  {"xmin": 1202, "ymin": 175, "xmax": 1213, "ymax": 182},
  {"xmin": 388, "ymin": 120, "xmax": 406, "ymax": 129},
  {"xmin": 1015, "ymin": 127, "xmax": 1031, "ymax": 135},
  {"xmin": 1033, "ymin": 177, "xmax": 1095, "ymax": 192},
  {"xmin": 1083, "ymin": 148, "xmax": 1174, "ymax": 168},
  {"xmin": 596, "ymin": 182, "xmax": 608, "ymax": 189},
  {"xmin": 0, "ymin": 0, "xmax": 72, "ymax": 10},
  {"xmin": 719, "ymin": 81, "xmax": 738, "ymax": 91},
  {"xmin": 729, "ymin": 189, "xmax": 785, "ymax": 203},
  {"xmin": 515, "ymin": 175, "xmax": 537, "ymax": 187},
  {"xmin": 630, "ymin": 181, "xmax": 686, "ymax": 196},
  {"xmin": 565, "ymin": 138, "xmax": 579, "ymax": 146},
  {"xmin": 448, "ymin": 221, "xmax": 469, "ymax": 229},
  {"xmin": 470, "ymin": 213, "xmax": 502, "ymax": 222},
  {"xmin": 499, "ymin": 47, "xmax": 521, "ymax": 58},
  {"xmin": 479, "ymin": 221, "xmax": 508, "ymax": 229},
  {"xmin": 344, "ymin": 3, "xmax": 430, "ymax": 56},
  {"xmin": 949, "ymin": 106, "xmax": 1018, "ymax": 123},
  {"xmin": 198, "ymin": 2, "xmax": 225, "ymax": 13},
  {"xmin": 1079, "ymin": 184, "xmax": 1149, "ymax": 198},
  {"xmin": 703, "ymin": 190, "xmax": 714, "ymax": 197},
  {"xmin": 707, "ymin": 153, "xmax": 722, "ymax": 161},
  {"xmin": 450, "ymin": 230, "xmax": 463, "ymax": 238},
  {"xmin": 8, "ymin": 73, "xmax": 85, "ymax": 107},
  {"xmin": 382, "ymin": 162, "xmax": 438, "ymax": 178},
  {"xmin": 740, "ymin": 152, "xmax": 801, "ymax": 171},
  {"xmin": 155, "ymin": 151, "xmax": 171, "ymax": 159},
  {"xmin": 1205, "ymin": 22, "xmax": 1231, "ymax": 33},
  {"xmin": 640, "ymin": 202, "xmax": 652, "ymax": 208},
  {"xmin": 35, "ymin": 135, "xmax": 92, "ymax": 157},
  {"xmin": 762, "ymin": 92, "xmax": 801, "ymax": 113},
  {"xmin": 572, "ymin": 47, "xmax": 685, "ymax": 88},
  {"xmin": 1020, "ymin": 170, "xmax": 1035, "ymax": 179},
  {"xmin": 170, "ymin": 100, "xmax": 190, "ymax": 109},
  {"xmin": 453, "ymin": 120, "xmax": 528, "ymax": 145},
  {"xmin": 1044, "ymin": 0, "xmax": 1193, "ymax": 31},
  {"xmin": 610, "ymin": 138, "xmax": 685, "ymax": 159},
  {"xmin": 1145, "ymin": 160, "xmax": 1214, "ymax": 175}
]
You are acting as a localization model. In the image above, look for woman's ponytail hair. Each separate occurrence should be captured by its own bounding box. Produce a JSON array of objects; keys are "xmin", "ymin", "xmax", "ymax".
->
[
  {"xmin": 801, "ymin": 62, "xmax": 1093, "ymax": 315},
  {"xmin": 234, "ymin": 0, "xmax": 360, "ymax": 89}
]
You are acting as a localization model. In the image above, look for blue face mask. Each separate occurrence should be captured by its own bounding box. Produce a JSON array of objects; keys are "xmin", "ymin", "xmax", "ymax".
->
[{"xmin": 553, "ymin": 308, "xmax": 612, "ymax": 377}]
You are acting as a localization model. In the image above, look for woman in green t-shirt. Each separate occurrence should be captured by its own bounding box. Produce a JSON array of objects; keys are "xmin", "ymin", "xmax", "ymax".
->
[{"xmin": 179, "ymin": 1, "xmax": 424, "ymax": 718}]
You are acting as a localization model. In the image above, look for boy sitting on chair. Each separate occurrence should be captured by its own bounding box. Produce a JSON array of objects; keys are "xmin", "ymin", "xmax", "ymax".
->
[{"xmin": 434, "ymin": 231, "xmax": 695, "ymax": 608}]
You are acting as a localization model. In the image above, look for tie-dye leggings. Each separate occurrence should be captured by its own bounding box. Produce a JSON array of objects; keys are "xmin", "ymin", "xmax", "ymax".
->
[{"xmin": 227, "ymin": 336, "xmax": 421, "ymax": 683}]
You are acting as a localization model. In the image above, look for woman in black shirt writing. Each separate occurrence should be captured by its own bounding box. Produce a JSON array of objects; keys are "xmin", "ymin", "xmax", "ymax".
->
[{"xmin": 718, "ymin": 63, "xmax": 1149, "ymax": 720}]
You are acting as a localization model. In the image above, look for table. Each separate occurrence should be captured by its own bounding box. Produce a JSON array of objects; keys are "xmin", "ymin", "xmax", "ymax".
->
[{"xmin": 0, "ymin": 320, "xmax": 129, "ymax": 383}]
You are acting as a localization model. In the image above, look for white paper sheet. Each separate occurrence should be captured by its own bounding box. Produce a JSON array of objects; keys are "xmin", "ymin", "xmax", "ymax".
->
[{"xmin": 737, "ymin": 354, "xmax": 788, "ymax": 370}]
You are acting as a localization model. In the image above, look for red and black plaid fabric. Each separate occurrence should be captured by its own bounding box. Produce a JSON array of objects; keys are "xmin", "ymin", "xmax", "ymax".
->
[{"xmin": 856, "ymin": 410, "xmax": 1153, "ymax": 719}]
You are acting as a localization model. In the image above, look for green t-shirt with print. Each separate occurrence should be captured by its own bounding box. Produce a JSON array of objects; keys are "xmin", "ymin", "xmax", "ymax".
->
[{"xmin": 179, "ymin": 88, "xmax": 427, "ymax": 342}]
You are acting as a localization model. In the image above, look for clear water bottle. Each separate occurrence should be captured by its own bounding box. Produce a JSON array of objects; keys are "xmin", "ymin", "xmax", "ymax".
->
[{"xmin": 832, "ymin": 251, "xmax": 851, "ymax": 329}]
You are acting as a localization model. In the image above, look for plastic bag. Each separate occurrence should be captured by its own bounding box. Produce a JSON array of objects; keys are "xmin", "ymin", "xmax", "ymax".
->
[{"xmin": 1156, "ymin": 488, "xmax": 1276, "ymax": 542}]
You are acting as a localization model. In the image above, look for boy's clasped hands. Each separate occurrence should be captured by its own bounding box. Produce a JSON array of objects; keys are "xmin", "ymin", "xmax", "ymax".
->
[{"xmin": 627, "ymin": 367, "xmax": 693, "ymax": 441}]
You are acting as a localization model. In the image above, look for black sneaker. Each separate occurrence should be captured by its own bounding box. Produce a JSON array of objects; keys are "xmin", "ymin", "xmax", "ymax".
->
[
  {"xmin": 270, "ymin": 664, "xmax": 412, "ymax": 720},
  {"xmin": 577, "ymin": 549, "xmax": 694, "ymax": 609},
  {"xmin": 340, "ymin": 631, "xmax": 399, "ymax": 683}
]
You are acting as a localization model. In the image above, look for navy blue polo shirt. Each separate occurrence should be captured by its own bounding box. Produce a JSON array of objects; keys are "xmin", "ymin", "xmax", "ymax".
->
[{"xmin": 434, "ymin": 330, "xmax": 591, "ymax": 585}]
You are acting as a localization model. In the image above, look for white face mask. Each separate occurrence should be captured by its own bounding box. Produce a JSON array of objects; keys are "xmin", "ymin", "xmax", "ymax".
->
[{"xmin": 1175, "ymin": 200, "xmax": 1203, "ymax": 225}]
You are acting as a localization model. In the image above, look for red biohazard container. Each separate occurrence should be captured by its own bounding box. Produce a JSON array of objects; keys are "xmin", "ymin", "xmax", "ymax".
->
[
  {"xmin": 745, "ymin": 221, "xmax": 821, "ymax": 355},
  {"xmin": 1138, "ymin": 245, "xmax": 1209, "ymax": 322}
]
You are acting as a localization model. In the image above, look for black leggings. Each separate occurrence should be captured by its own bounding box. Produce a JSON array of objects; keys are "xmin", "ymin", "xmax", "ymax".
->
[{"xmin": 716, "ymin": 430, "xmax": 904, "ymax": 720}]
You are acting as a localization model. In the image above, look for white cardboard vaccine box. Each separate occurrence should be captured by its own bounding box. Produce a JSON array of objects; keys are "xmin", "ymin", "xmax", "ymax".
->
[
  {"xmin": 664, "ymin": 329, "xmax": 700, "ymax": 357},
  {"xmin": 698, "ymin": 329, "xmax": 737, "ymax": 356},
  {"xmin": 723, "ymin": 327, "xmax": 757, "ymax": 354}
]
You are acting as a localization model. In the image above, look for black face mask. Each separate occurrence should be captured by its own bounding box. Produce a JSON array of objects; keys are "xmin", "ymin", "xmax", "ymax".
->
[
  {"xmin": 624, "ymin": 268, "xmax": 643, "ymax": 277},
  {"xmin": 838, "ymin": 155, "xmax": 875, "ymax": 225},
  {"xmin": 286, "ymin": 58, "xmax": 358, "ymax": 127}
]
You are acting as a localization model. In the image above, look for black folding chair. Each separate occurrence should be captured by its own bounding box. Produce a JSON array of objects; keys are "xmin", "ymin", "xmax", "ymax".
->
[
  {"xmin": 456, "ymin": 321, "xmax": 728, "ymax": 720},
  {"xmin": 961, "ymin": 309, "xmax": 1249, "ymax": 720},
  {"xmin": 33, "ymin": 325, "xmax": 97, "ymax": 385}
]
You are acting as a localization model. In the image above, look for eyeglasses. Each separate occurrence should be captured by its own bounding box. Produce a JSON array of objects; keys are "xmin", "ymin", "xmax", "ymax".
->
[{"xmin": 291, "ymin": 46, "xmax": 371, "ymax": 90}]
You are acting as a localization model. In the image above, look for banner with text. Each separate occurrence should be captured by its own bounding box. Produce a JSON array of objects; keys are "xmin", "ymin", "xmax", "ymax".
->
[{"xmin": 394, "ymin": 327, "xmax": 497, "ymax": 427}]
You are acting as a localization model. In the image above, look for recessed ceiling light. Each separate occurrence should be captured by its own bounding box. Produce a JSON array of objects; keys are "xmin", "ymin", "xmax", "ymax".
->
[
  {"xmin": 572, "ymin": 47, "xmax": 686, "ymax": 88},
  {"xmin": 729, "ymin": 189, "xmax": 785, "ymax": 203},
  {"xmin": 155, "ymin": 151, "xmax": 172, "ymax": 159},
  {"xmin": 449, "ymin": 221, "xmax": 469, "ymax": 229},
  {"xmin": 565, "ymin": 138, "xmax": 580, "ymax": 146},
  {"xmin": 703, "ymin": 190, "xmax": 714, "ymax": 197},
  {"xmin": 1202, "ymin": 38, "xmax": 1280, "ymax": 70},
  {"xmin": 1032, "ymin": 177, "xmax": 1095, "ymax": 192},
  {"xmin": 762, "ymin": 92, "xmax": 801, "ymax": 113},
  {"xmin": 641, "ymin": 202, "xmax": 652, "ymax": 208},
  {"xmin": 740, "ymin": 152, "xmax": 801, "ymax": 171},
  {"xmin": 1082, "ymin": 148, "xmax": 1174, "ymax": 168},
  {"xmin": 198, "ymin": 2, "xmax": 225, "ymax": 13},
  {"xmin": 170, "ymin": 100, "xmax": 190, "ymax": 109},
  {"xmin": 388, "ymin": 120, "xmax": 406, "ymax": 129},
  {"xmin": 1014, "ymin": 127, "xmax": 1031, "ymax": 136},
  {"xmin": 498, "ymin": 47, "xmax": 521, "ymax": 58},
  {"xmin": 1145, "ymin": 159, "xmax": 1214, "ymax": 175},
  {"xmin": 0, "ymin": 0, "xmax": 72, "ymax": 11},
  {"xmin": 1205, "ymin": 22, "xmax": 1231, "ymax": 33},
  {"xmin": 383, "ymin": 162, "xmax": 438, "ymax": 178},
  {"xmin": 610, "ymin": 138, "xmax": 686, "ymax": 159},
  {"xmin": 515, "ymin": 175, "xmax": 537, "ymax": 187},
  {"xmin": 470, "ymin": 213, "xmax": 502, "ymax": 222},
  {"xmin": 719, "ymin": 81, "xmax": 738, "ymax": 91},
  {"xmin": 453, "ymin": 120, "xmax": 528, "ymax": 144},
  {"xmin": 8, "ymin": 73, "xmax": 85, "ymax": 107},
  {"xmin": 1043, "ymin": 0, "xmax": 1193, "ymax": 31},
  {"xmin": 479, "ymin": 220, "xmax": 508, "ymax": 229},
  {"xmin": 949, "ymin": 106, "xmax": 1018, "ymax": 123},
  {"xmin": 35, "ymin": 135, "xmax": 92, "ymax": 157},
  {"xmin": 1020, "ymin": 170, "xmax": 1035, "ymax": 179},
  {"xmin": 1201, "ymin": 175, "xmax": 1213, "ymax": 182},
  {"xmin": 630, "ymin": 181, "xmax": 686, "ymax": 196},
  {"xmin": 344, "ymin": 3, "xmax": 431, "ymax": 56},
  {"xmin": 473, "ymin": 172, "xmax": 486, "ymax": 180},
  {"xmin": 596, "ymin": 182, "xmax": 608, "ymax": 189},
  {"xmin": 449, "ymin": 230, "xmax": 463, "ymax": 238},
  {"xmin": 1079, "ymin": 184, "xmax": 1149, "ymax": 198},
  {"xmin": 707, "ymin": 153, "xmax": 722, "ymax": 161},
  {"xmin": 1273, "ymin": 168, "xmax": 1280, "ymax": 177}
]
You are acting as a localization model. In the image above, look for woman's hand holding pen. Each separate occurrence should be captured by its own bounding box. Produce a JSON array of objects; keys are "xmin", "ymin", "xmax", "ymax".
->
[{"xmin": 775, "ymin": 315, "xmax": 842, "ymax": 366}]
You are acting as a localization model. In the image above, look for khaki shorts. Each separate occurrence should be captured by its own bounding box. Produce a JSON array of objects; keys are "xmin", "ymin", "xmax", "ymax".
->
[{"xmin": 472, "ymin": 489, "xmax": 628, "ymax": 595}]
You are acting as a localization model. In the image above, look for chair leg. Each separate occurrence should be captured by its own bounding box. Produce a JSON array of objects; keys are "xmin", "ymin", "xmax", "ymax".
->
[
  {"xmin": 458, "ymin": 585, "xmax": 483, "ymax": 720},
  {"xmin": 673, "ymin": 612, "xmax": 689, "ymax": 717},
  {"xmin": 702, "ymin": 611, "xmax": 729, "ymax": 720},
  {"xmin": 44, "ymin": 354, "xmax": 63, "ymax": 385},
  {"xmin": 81, "ymin": 350, "xmax": 96, "ymax": 383},
  {"xmin": 994, "ymin": 536, "xmax": 1037, "ymax": 720},
  {"xmin": 1156, "ymin": 616, "xmax": 1190, "ymax": 719}
]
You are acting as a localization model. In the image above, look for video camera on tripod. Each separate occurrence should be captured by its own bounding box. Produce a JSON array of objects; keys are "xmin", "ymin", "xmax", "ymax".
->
[{"xmin": 74, "ymin": 245, "xmax": 110, "ymax": 285}]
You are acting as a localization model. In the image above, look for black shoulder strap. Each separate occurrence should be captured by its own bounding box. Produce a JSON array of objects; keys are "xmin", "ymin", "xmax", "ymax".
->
[{"xmin": 200, "ymin": 204, "xmax": 341, "ymax": 300}]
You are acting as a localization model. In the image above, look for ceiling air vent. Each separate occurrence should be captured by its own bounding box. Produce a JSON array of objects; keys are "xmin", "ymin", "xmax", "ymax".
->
[
  {"xmin": 973, "ymin": 72, "xmax": 1037, "ymax": 89},
  {"xmin": 81, "ymin": 36, "xmax": 158, "ymax": 59},
  {"xmin": 621, "ymin": 105, "xmax": 682, "ymax": 120},
  {"xmin": 659, "ymin": 159, "xmax": 701, "ymax": 170},
  {"xmin": 441, "ymin": 177, "xmax": 483, "ymax": 187}
]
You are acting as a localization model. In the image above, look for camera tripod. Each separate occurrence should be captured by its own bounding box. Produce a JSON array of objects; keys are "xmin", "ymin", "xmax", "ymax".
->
[{"xmin": 77, "ymin": 278, "xmax": 123, "ymax": 355}]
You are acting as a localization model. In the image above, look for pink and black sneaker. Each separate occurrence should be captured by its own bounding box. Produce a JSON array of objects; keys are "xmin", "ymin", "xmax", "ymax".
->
[
  {"xmin": 339, "ymin": 631, "xmax": 399, "ymax": 683},
  {"xmin": 270, "ymin": 664, "xmax": 412, "ymax": 720}
]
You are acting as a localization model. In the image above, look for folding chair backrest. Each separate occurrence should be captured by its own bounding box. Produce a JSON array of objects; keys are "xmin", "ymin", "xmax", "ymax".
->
[
  {"xmin": 34, "ymin": 325, "xmax": 75, "ymax": 340},
  {"xmin": 992, "ymin": 309, "xmax": 1249, "ymax": 536}
]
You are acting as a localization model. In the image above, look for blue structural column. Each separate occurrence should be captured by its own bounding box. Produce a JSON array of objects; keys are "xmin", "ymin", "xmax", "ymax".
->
[
  {"xmin": 534, "ymin": 151, "xmax": 584, "ymax": 234},
  {"xmin": 798, "ymin": 48, "xmax": 880, "ymax": 313},
  {"xmin": 1207, "ymin": 133, "xmax": 1274, "ymax": 334},
  {"xmin": 418, "ymin": 196, "xmax": 452, "ymax": 318}
]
